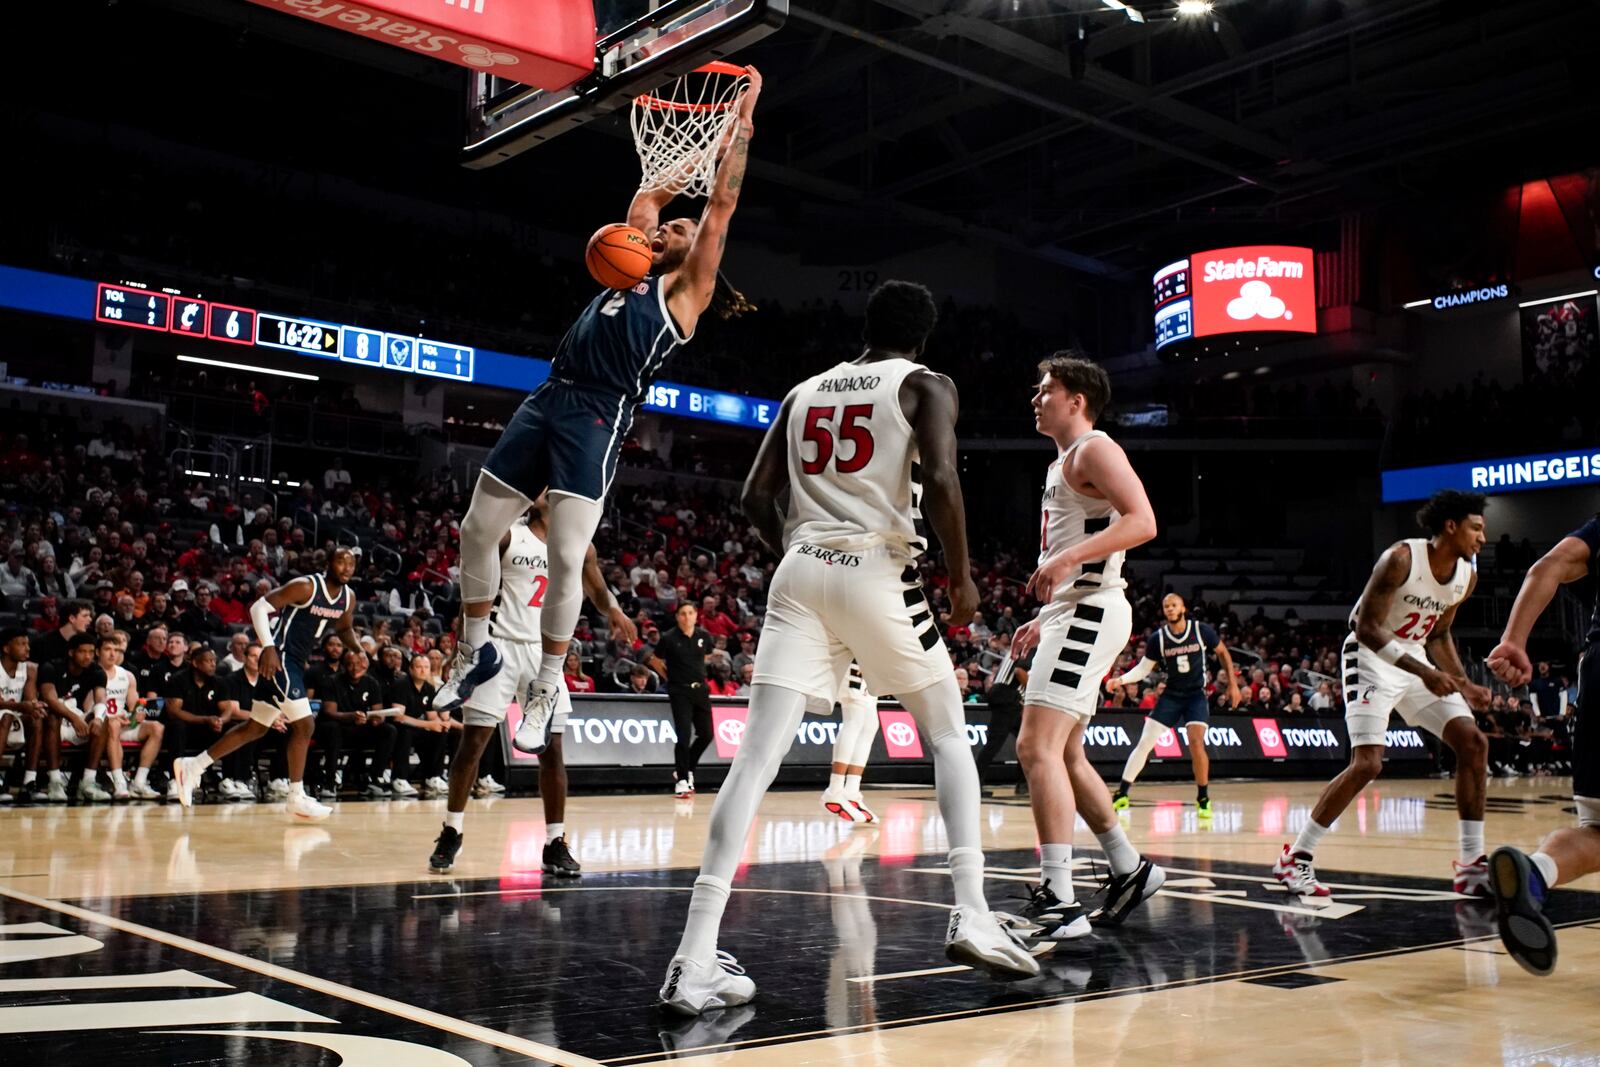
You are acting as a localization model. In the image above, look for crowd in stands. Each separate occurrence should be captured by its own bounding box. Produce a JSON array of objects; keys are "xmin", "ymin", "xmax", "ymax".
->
[{"xmin": 0, "ymin": 377, "xmax": 1579, "ymax": 802}]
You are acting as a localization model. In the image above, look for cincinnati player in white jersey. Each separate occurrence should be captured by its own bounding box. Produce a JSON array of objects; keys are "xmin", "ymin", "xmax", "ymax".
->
[
  {"xmin": 97, "ymin": 634, "xmax": 164, "ymax": 800},
  {"xmin": 1008, "ymin": 355, "xmax": 1164, "ymax": 939},
  {"xmin": 661, "ymin": 281, "xmax": 1038, "ymax": 1018},
  {"xmin": 820, "ymin": 662, "xmax": 879, "ymax": 824},
  {"xmin": 428, "ymin": 493, "xmax": 635, "ymax": 875},
  {"xmin": 1272, "ymin": 490, "xmax": 1492, "ymax": 899},
  {"xmin": 0, "ymin": 628, "xmax": 44, "ymax": 803}
]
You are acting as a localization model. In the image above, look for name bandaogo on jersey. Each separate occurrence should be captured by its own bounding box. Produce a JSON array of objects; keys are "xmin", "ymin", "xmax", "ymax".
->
[
  {"xmin": 1349, "ymin": 537, "xmax": 1471, "ymax": 646},
  {"xmin": 492, "ymin": 521, "xmax": 550, "ymax": 644},
  {"xmin": 783, "ymin": 357, "xmax": 928, "ymax": 556}
]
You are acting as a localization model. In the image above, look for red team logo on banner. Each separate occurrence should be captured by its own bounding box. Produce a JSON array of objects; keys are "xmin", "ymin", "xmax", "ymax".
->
[
  {"xmin": 1189, "ymin": 245, "xmax": 1317, "ymax": 340},
  {"xmin": 1153, "ymin": 727, "xmax": 1183, "ymax": 759},
  {"xmin": 712, "ymin": 706, "xmax": 749, "ymax": 758},
  {"xmin": 877, "ymin": 710, "xmax": 924, "ymax": 759},
  {"xmin": 1254, "ymin": 718, "xmax": 1289, "ymax": 758}
]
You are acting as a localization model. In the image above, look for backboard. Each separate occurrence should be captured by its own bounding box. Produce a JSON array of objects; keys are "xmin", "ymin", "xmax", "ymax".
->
[{"xmin": 462, "ymin": 0, "xmax": 785, "ymax": 169}]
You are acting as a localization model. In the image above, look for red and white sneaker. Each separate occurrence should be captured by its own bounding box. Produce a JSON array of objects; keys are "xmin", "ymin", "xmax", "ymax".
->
[
  {"xmin": 821, "ymin": 788, "xmax": 867, "ymax": 823},
  {"xmin": 1453, "ymin": 855, "xmax": 1492, "ymax": 898},
  {"xmin": 1272, "ymin": 844, "xmax": 1331, "ymax": 898},
  {"xmin": 845, "ymin": 793, "xmax": 877, "ymax": 824}
]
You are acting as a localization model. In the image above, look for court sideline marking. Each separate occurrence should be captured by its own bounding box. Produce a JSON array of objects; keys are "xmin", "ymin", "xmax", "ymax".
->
[{"xmin": 0, "ymin": 883, "xmax": 603, "ymax": 1067}]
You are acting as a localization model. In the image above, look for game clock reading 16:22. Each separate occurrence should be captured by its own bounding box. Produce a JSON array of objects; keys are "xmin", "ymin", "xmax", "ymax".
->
[{"xmin": 256, "ymin": 312, "xmax": 341, "ymax": 356}]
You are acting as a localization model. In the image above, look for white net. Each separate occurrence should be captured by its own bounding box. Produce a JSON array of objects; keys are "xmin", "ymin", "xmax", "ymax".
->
[{"xmin": 631, "ymin": 64, "xmax": 750, "ymax": 199}]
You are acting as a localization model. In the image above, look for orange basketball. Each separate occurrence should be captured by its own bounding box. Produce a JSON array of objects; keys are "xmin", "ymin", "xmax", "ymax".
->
[{"xmin": 585, "ymin": 223, "xmax": 653, "ymax": 290}]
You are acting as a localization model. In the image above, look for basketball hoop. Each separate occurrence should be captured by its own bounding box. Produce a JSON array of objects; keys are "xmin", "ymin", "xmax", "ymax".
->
[{"xmin": 631, "ymin": 61, "xmax": 751, "ymax": 199}]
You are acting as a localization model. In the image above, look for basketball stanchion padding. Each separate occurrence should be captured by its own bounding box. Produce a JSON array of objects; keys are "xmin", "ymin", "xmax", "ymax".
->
[
  {"xmin": 241, "ymin": 0, "xmax": 595, "ymax": 88},
  {"xmin": 632, "ymin": 62, "xmax": 752, "ymax": 199}
]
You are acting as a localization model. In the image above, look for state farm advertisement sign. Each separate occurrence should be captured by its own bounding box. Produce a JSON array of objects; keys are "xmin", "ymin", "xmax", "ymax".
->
[
  {"xmin": 243, "ymin": 0, "xmax": 595, "ymax": 88},
  {"xmin": 1190, "ymin": 245, "xmax": 1316, "ymax": 339}
]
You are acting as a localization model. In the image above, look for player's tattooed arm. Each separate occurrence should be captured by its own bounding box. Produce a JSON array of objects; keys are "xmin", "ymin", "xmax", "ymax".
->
[
  {"xmin": 667, "ymin": 68, "xmax": 761, "ymax": 334},
  {"xmin": 741, "ymin": 392, "xmax": 796, "ymax": 557}
]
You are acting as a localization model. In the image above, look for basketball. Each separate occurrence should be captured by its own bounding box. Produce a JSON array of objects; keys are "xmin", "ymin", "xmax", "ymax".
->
[{"xmin": 586, "ymin": 223, "xmax": 654, "ymax": 289}]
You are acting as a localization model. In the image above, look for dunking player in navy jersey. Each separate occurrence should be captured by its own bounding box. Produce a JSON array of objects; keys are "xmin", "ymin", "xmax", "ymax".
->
[
  {"xmin": 438, "ymin": 71, "xmax": 763, "ymax": 758},
  {"xmin": 1106, "ymin": 593, "xmax": 1241, "ymax": 814},
  {"xmin": 172, "ymin": 548, "xmax": 361, "ymax": 821},
  {"xmin": 1484, "ymin": 514, "xmax": 1600, "ymax": 975}
]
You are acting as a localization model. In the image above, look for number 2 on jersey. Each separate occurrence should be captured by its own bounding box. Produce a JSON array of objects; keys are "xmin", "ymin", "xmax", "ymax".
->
[
  {"xmin": 1394, "ymin": 612, "xmax": 1437, "ymax": 640},
  {"xmin": 527, "ymin": 575, "xmax": 548, "ymax": 608},
  {"xmin": 801, "ymin": 405, "xmax": 875, "ymax": 474}
]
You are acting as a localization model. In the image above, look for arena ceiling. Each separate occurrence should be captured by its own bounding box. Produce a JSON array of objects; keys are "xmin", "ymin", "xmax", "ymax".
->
[{"xmin": 27, "ymin": 0, "xmax": 1600, "ymax": 279}]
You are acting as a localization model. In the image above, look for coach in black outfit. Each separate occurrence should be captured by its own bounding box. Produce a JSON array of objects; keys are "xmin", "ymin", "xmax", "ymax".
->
[
  {"xmin": 649, "ymin": 602, "xmax": 715, "ymax": 793},
  {"xmin": 319, "ymin": 649, "xmax": 397, "ymax": 796}
]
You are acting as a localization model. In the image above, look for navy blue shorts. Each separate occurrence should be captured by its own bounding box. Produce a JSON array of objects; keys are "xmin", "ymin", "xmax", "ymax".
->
[
  {"xmin": 1150, "ymin": 690, "xmax": 1209, "ymax": 728},
  {"xmin": 268, "ymin": 659, "xmax": 307, "ymax": 703},
  {"xmin": 483, "ymin": 381, "xmax": 631, "ymax": 503}
]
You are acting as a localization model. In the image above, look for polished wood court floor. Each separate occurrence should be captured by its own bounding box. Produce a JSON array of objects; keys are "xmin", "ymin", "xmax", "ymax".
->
[{"xmin": 3, "ymin": 776, "xmax": 1599, "ymax": 1065}]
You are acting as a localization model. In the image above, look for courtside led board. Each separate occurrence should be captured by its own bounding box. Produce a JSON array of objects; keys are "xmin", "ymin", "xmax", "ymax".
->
[{"xmin": 1154, "ymin": 245, "xmax": 1317, "ymax": 350}]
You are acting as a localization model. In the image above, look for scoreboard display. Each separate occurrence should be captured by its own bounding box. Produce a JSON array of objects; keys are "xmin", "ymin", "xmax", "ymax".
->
[
  {"xmin": 1153, "ymin": 246, "xmax": 1317, "ymax": 351},
  {"xmin": 96, "ymin": 284, "xmax": 170, "ymax": 332},
  {"xmin": 87, "ymin": 278, "xmax": 473, "ymax": 384}
]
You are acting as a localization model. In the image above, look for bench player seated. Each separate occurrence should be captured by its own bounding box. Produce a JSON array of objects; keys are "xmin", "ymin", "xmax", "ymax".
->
[
  {"xmin": 38, "ymin": 633, "xmax": 112, "ymax": 802},
  {"xmin": 98, "ymin": 633, "xmax": 164, "ymax": 800}
]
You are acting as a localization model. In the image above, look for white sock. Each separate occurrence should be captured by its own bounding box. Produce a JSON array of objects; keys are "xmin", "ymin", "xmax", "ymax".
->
[
  {"xmin": 288, "ymin": 781, "xmax": 305, "ymax": 800},
  {"xmin": 462, "ymin": 614, "xmax": 489, "ymax": 648},
  {"xmin": 1292, "ymin": 818, "xmax": 1330, "ymax": 858},
  {"xmin": 1532, "ymin": 850, "xmax": 1560, "ymax": 888},
  {"xmin": 1459, "ymin": 820, "xmax": 1486, "ymax": 863},
  {"xmin": 676, "ymin": 874, "xmax": 731, "ymax": 962},
  {"xmin": 134, "ymin": 767, "xmax": 149, "ymax": 785},
  {"xmin": 110, "ymin": 770, "xmax": 127, "ymax": 788},
  {"xmin": 49, "ymin": 769, "xmax": 65, "ymax": 783},
  {"xmin": 536, "ymin": 651, "xmax": 564, "ymax": 689},
  {"xmin": 1094, "ymin": 825, "xmax": 1142, "ymax": 877},
  {"xmin": 446, "ymin": 810, "xmax": 466, "ymax": 832},
  {"xmin": 843, "ymin": 773, "xmax": 863, "ymax": 796},
  {"xmin": 194, "ymin": 751, "xmax": 214, "ymax": 772},
  {"xmin": 547, "ymin": 821, "xmax": 565, "ymax": 841},
  {"xmin": 23, "ymin": 770, "xmax": 36, "ymax": 784},
  {"xmin": 948, "ymin": 846, "xmax": 988, "ymax": 912},
  {"xmin": 828, "ymin": 772, "xmax": 846, "ymax": 794},
  {"xmin": 1041, "ymin": 843, "xmax": 1074, "ymax": 904}
]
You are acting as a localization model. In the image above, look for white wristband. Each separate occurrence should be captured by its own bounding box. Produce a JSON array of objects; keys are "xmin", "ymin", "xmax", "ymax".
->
[{"xmin": 1376, "ymin": 640, "xmax": 1408, "ymax": 665}]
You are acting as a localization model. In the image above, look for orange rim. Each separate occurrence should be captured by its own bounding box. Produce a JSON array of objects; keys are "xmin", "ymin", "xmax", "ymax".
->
[{"xmin": 636, "ymin": 61, "xmax": 751, "ymax": 112}]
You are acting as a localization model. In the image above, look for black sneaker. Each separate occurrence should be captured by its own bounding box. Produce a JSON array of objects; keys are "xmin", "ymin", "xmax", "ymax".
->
[
  {"xmin": 1489, "ymin": 846, "xmax": 1556, "ymax": 976},
  {"xmin": 542, "ymin": 835, "xmax": 581, "ymax": 877},
  {"xmin": 1088, "ymin": 858, "xmax": 1166, "ymax": 926},
  {"xmin": 995, "ymin": 882, "xmax": 1068, "ymax": 936},
  {"xmin": 429, "ymin": 826, "xmax": 463, "ymax": 874}
]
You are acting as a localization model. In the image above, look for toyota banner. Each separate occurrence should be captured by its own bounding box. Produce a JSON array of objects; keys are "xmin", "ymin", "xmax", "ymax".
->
[{"xmin": 500, "ymin": 697, "xmax": 1430, "ymax": 779}]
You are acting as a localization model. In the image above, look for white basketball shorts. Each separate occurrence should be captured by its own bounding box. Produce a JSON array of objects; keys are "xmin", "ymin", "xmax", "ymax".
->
[
  {"xmin": 463, "ymin": 637, "xmax": 571, "ymax": 732},
  {"xmin": 753, "ymin": 540, "xmax": 952, "ymax": 708},
  {"xmin": 1023, "ymin": 591, "xmax": 1133, "ymax": 721},
  {"xmin": 1341, "ymin": 632, "xmax": 1471, "ymax": 747}
]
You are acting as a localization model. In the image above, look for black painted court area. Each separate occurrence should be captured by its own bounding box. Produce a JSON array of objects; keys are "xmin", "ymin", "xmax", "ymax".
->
[{"xmin": 6, "ymin": 850, "xmax": 1599, "ymax": 1065}]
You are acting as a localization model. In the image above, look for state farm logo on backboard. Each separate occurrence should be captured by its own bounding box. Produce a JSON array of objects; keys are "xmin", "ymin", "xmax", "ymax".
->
[
  {"xmin": 1153, "ymin": 727, "xmax": 1183, "ymax": 758},
  {"xmin": 1254, "ymin": 718, "xmax": 1288, "ymax": 758},
  {"xmin": 712, "ymin": 707, "xmax": 749, "ymax": 758},
  {"xmin": 1191, "ymin": 245, "xmax": 1316, "ymax": 340},
  {"xmin": 877, "ymin": 710, "xmax": 924, "ymax": 759}
]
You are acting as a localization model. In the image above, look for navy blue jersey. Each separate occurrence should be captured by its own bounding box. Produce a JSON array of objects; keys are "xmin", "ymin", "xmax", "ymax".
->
[
  {"xmin": 549, "ymin": 277, "xmax": 688, "ymax": 403},
  {"xmin": 1572, "ymin": 516, "xmax": 1600, "ymax": 644},
  {"xmin": 271, "ymin": 575, "xmax": 352, "ymax": 671},
  {"xmin": 1147, "ymin": 620, "xmax": 1220, "ymax": 693}
]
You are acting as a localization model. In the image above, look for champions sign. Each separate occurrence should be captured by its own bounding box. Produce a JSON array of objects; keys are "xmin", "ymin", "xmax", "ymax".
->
[{"xmin": 1153, "ymin": 245, "xmax": 1317, "ymax": 349}]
